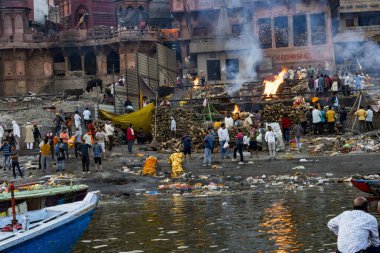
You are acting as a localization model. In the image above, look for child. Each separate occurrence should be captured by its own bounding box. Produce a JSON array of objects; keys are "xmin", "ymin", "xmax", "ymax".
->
[
  {"xmin": 55, "ymin": 138, "xmax": 66, "ymax": 173},
  {"xmin": 1, "ymin": 140, "xmax": 11, "ymax": 171},
  {"xmin": 93, "ymin": 140, "xmax": 103, "ymax": 172},
  {"xmin": 10, "ymin": 145, "xmax": 23, "ymax": 179}
]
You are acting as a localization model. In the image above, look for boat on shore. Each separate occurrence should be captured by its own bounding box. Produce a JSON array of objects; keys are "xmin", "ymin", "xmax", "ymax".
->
[
  {"xmin": 0, "ymin": 190, "xmax": 100, "ymax": 253},
  {"xmin": 351, "ymin": 179, "xmax": 380, "ymax": 195}
]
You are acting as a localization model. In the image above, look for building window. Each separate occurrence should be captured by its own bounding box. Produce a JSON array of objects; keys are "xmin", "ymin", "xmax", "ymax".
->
[
  {"xmin": 293, "ymin": 15, "xmax": 307, "ymax": 47},
  {"xmin": 232, "ymin": 24, "xmax": 243, "ymax": 35},
  {"xmin": 311, "ymin": 13, "xmax": 326, "ymax": 45},
  {"xmin": 226, "ymin": 59, "xmax": 239, "ymax": 80},
  {"xmin": 258, "ymin": 18, "xmax": 272, "ymax": 49},
  {"xmin": 193, "ymin": 27, "xmax": 208, "ymax": 37},
  {"xmin": 346, "ymin": 18, "xmax": 355, "ymax": 27},
  {"xmin": 358, "ymin": 12, "xmax": 380, "ymax": 26},
  {"xmin": 274, "ymin": 16, "xmax": 288, "ymax": 48},
  {"xmin": 207, "ymin": 60, "xmax": 221, "ymax": 81}
]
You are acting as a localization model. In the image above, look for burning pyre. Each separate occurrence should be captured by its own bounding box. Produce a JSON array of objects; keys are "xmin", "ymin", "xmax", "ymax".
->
[{"xmin": 263, "ymin": 68, "xmax": 288, "ymax": 97}]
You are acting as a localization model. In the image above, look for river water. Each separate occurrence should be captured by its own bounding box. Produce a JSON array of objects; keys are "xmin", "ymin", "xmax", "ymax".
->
[{"xmin": 73, "ymin": 184, "xmax": 378, "ymax": 253}]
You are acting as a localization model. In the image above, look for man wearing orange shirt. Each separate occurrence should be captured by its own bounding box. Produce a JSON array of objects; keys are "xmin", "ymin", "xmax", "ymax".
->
[{"xmin": 59, "ymin": 128, "xmax": 70, "ymax": 159}]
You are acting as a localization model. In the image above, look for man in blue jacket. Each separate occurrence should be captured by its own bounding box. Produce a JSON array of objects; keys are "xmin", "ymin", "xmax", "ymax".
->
[{"xmin": 202, "ymin": 127, "xmax": 214, "ymax": 167}]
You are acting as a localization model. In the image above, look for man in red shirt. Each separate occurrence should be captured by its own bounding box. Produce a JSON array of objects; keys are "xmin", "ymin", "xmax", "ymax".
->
[
  {"xmin": 280, "ymin": 114, "xmax": 292, "ymax": 143},
  {"xmin": 126, "ymin": 124, "xmax": 135, "ymax": 153}
]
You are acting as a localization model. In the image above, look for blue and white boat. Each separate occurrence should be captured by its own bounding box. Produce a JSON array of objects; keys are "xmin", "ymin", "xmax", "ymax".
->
[{"xmin": 0, "ymin": 191, "xmax": 100, "ymax": 253}]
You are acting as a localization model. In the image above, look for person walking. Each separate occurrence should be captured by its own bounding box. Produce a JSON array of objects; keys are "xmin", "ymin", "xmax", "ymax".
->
[
  {"xmin": 12, "ymin": 121, "xmax": 20, "ymax": 150},
  {"xmin": 233, "ymin": 129, "xmax": 244, "ymax": 164},
  {"xmin": 82, "ymin": 108, "xmax": 91, "ymax": 129},
  {"xmin": 217, "ymin": 123, "xmax": 230, "ymax": 159},
  {"xmin": 340, "ymin": 105, "xmax": 348, "ymax": 133},
  {"xmin": 93, "ymin": 140, "xmax": 103, "ymax": 172},
  {"xmin": 293, "ymin": 122, "xmax": 304, "ymax": 150},
  {"xmin": 53, "ymin": 113, "xmax": 64, "ymax": 136},
  {"xmin": 280, "ymin": 114, "xmax": 292, "ymax": 143},
  {"xmin": 10, "ymin": 145, "xmax": 23, "ymax": 179},
  {"xmin": 265, "ymin": 125, "xmax": 277, "ymax": 160},
  {"xmin": 326, "ymin": 106, "xmax": 336, "ymax": 134},
  {"xmin": 126, "ymin": 124, "xmax": 135, "ymax": 153},
  {"xmin": 24, "ymin": 122, "xmax": 34, "ymax": 150},
  {"xmin": 320, "ymin": 108, "xmax": 326, "ymax": 134},
  {"xmin": 170, "ymin": 117, "xmax": 176, "ymax": 137},
  {"xmin": 0, "ymin": 124, "xmax": 4, "ymax": 148},
  {"xmin": 355, "ymin": 106, "xmax": 368, "ymax": 133},
  {"xmin": 312, "ymin": 106, "xmax": 322, "ymax": 135},
  {"xmin": 66, "ymin": 116, "xmax": 73, "ymax": 136},
  {"xmin": 59, "ymin": 128, "xmax": 70, "ymax": 159},
  {"xmin": 202, "ymin": 127, "xmax": 214, "ymax": 166},
  {"xmin": 105, "ymin": 122, "xmax": 114, "ymax": 151},
  {"xmin": 74, "ymin": 111, "xmax": 82, "ymax": 133},
  {"xmin": 299, "ymin": 109, "xmax": 308, "ymax": 134},
  {"xmin": 366, "ymin": 105, "xmax": 374, "ymax": 131},
  {"xmin": 54, "ymin": 138, "xmax": 66, "ymax": 173},
  {"xmin": 95, "ymin": 128, "xmax": 106, "ymax": 159},
  {"xmin": 249, "ymin": 125, "xmax": 259, "ymax": 158},
  {"xmin": 73, "ymin": 128, "xmax": 82, "ymax": 158},
  {"xmin": 46, "ymin": 130, "xmax": 54, "ymax": 160},
  {"xmin": 79, "ymin": 139, "xmax": 91, "ymax": 174},
  {"xmin": 39, "ymin": 137, "xmax": 51, "ymax": 173},
  {"xmin": 328, "ymin": 197, "xmax": 380, "ymax": 253},
  {"xmin": 1, "ymin": 140, "xmax": 11, "ymax": 171},
  {"xmin": 33, "ymin": 124, "xmax": 41, "ymax": 150},
  {"xmin": 182, "ymin": 135, "xmax": 192, "ymax": 161}
]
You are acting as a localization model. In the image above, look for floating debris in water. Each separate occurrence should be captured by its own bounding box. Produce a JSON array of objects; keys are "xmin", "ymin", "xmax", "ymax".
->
[
  {"xmin": 93, "ymin": 245, "xmax": 108, "ymax": 249},
  {"xmin": 120, "ymin": 251, "xmax": 144, "ymax": 253},
  {"xmin": 81, "ymin": 240, "xmax": 91, "ymax": 243},
  {"xmin": 167, "ymin": 231, "xmax": 179, "ymax": 234},
  {"xmin": 126, "ymin": 232, "xmax": 136, "ymax": 234},
  {"xmin": 177, "ymin": 246, "xmax": 189, "ymax": 249}
]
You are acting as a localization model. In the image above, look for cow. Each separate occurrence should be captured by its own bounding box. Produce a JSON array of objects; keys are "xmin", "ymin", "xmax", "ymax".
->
[{"xmin": 86, "ymin": 78, "xmax": 103, "ymax": 93}]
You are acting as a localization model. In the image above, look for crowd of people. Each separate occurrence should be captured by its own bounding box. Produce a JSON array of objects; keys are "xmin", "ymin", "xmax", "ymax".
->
[{"xmin": 0, "ymin": 107, "xmax": 152, "ymax": 178}]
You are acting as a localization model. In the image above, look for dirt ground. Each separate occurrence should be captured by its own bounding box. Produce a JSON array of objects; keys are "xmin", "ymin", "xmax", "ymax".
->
[{"xmin": 4, "ymin": 141, "xmax": 379, "ymax": 198}]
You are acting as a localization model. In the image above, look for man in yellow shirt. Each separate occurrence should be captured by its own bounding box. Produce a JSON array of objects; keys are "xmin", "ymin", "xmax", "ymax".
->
[
  {"xmin": 326, "ymin": 106, "xmax": 336, "ymax": 134},
  {"xmin": 39, "ymin": 137, "xmax": 51, "ymax": 173},
  {"xmin": 355, "ymin": 106, "xmax": 368, "ymax": 133}
]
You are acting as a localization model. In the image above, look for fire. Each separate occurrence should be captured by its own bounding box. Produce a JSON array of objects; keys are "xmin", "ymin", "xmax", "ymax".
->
[
  {"xmin": 233, "ymin": 104, "xmax": 240, "ymax": 114},
  {"xmin": 263, "ymin": 68, "xmax": 288, "ymax": 97},
  {"xmin": 193, "ymin": 77, "xmax": 199, "ymax": 90}
]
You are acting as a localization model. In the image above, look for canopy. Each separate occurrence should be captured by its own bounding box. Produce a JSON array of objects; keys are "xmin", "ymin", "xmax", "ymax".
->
[{"xmin": 98, "ymin": 103, "xmax": 154, "ymax": 132}]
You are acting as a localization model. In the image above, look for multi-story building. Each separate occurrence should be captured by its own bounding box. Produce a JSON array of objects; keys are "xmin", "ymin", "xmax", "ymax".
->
[
  {"xmin": 334, "ymin": 0, "xmax": 380, "ymax": 74},
  {"xmin": 0, "ymin": 0, "xmax": 176, "ymax": 110},
  {"xmin": 169, "ymin": 0, "xmax": 337, "ymax": 82}
]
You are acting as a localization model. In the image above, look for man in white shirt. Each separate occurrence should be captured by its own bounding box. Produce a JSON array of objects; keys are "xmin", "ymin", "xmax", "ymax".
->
[
  {"xmin": 217, "ymin": 123, "xmax": 230, "ymax": 159},
  {"xmin": 104, "ymin": 122, "xmax": 114, "ymax": 151},
  {"xmin": 312, "ymin": 106, "xmax": 322, "ymax": 135},
  {"xmin": 82, "ymin": 108, "xmax": 91, "ymax": 129},
  {"xmin": 264, "ymin": 125, "xmax": 277, "ymax": 160},
  {"xmin": 74, "ymin": 111, "xmax": 82, "ymax": 133},
  {"xmin": 366, "ymin": 106, "xmax": 374, "ymax": 131},
  {"xmin": 243, "ymin": 114, "xmax": 253, "ymax": 128},
  {"xmin": 170, "ymin": 117, "xmax": 176, "ymax": 137},
  {"xmin": 12, "ymin": 120, "xmax": 21, "ymax": 150},
  {"xmin": 224, "ymin": 115, "xmax": 234, "ymax": 129},
  {"xmin": 0, "ymin": 124, "xmax": 4, "ymax": 147},
  {"xmin": 328, "ymin": 197, "xmax": 380, "ymax": 253}
]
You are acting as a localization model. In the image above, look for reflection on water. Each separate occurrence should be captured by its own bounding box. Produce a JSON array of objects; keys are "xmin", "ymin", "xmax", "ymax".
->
[
  {"xmin": 259, "ymin": 203, "xmax": 302, "ymax": 252},
  {"xmin": 73, "ymin": 184, "xmax": 367, "ymax": 253}
]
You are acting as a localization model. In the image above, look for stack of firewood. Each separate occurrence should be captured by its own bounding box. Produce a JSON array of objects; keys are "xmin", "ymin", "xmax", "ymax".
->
[{"xmin": 261, "ymin": 103, "xmax": 301, "ymax": 123}]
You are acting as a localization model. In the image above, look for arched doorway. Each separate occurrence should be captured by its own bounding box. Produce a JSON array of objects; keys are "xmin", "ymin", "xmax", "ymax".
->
[
  {"xmin": 14, "ymin": 15, "xmax": 24, "ymax": 34},
  {"xmin": 107, "ymin": 51, "xmax": 120, "ymax": 74},
  {"xmin": 84, "ymin": 52, "xmax": 97, "ymax": 75},
  {"xmin": 53, "ymin": 53, "xmax": 65, "ymax": 76},
  {"xmin": 3, "ymin": 15, "xmax": 12, "ymax": 36},
  {"xmin": 69, "ymin": 53, "xmax": 82, "ymax": 71}
]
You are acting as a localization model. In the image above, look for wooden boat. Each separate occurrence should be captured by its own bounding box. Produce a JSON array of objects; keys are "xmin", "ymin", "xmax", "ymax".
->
[
  {"xmin": 351, "ymin": 179, "xmax": 380, "ymax": 195},
  {"xmin": 0, "ymin": 191, "xmax": 100, "ymax": 253},
  {"xmin": 0, "ymin": 184, "xmax": 88, "ymax": 214}
]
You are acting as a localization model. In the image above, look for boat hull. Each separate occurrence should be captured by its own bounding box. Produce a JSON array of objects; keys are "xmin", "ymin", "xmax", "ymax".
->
[
  {"xmin": 351, "ymin": 179, "xmax": 380, "ymax": 195},
  {"xmin": 4, "ymin": 209, "xmax": 94, "ymax": 253}
]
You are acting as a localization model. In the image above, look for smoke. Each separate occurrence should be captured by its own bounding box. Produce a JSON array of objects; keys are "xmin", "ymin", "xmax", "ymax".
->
[
  {"xmin": 222, "ymin": 11, "xmax": 263, "ymax": 95},
  {"xmin": 334, "ymin": 31, "xmax": 380, "ymax": 76}
]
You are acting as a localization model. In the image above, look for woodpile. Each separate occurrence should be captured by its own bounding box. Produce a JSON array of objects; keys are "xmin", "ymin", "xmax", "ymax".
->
[
  {"xmin": 152, "ymin": 107, "xmax": 207, "ymax": 152},
  {"xmin": 261, "ymin": 103, "xmax": 301, "ymax": 123}
]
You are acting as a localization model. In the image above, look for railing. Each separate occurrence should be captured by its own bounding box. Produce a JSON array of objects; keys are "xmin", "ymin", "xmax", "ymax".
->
[{"xmin": 343, "ymin": 25, "xmax": 380, "ymax": 33}]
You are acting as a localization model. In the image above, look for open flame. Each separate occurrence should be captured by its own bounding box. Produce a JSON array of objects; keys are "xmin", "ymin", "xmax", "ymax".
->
[
  {"xmin": 193, "ymin": 77, "xmax": 199, "ymax": 90},
  {"xmin": 263, "ymin": 68, "xmax": 288, "ymax": 97},
  {"xmin": 233, "ymin": 104, "xmax": 240, "ymax": 114}
]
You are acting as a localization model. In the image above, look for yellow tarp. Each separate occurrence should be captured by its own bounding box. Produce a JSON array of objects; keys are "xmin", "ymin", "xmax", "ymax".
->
[{"xmin": 98, "ymin": 103, "xmax": 154, "ymax": 132}]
